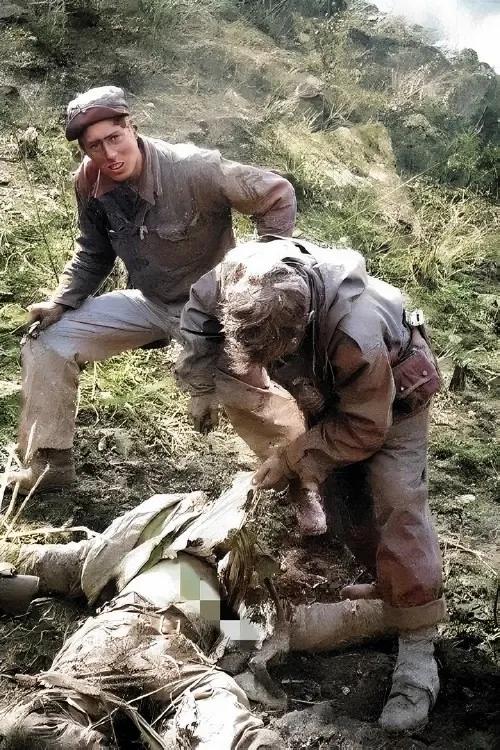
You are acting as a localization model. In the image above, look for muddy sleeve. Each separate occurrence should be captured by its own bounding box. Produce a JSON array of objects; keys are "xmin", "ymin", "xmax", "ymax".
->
[
  {"xmin": 283, "ymin": 335, "xmax": 395, "ymax": 485},
  {"xmin": 216, "ymin": 156, "xmax": 296, "ymax": 236},
  {"xmin": 16, "ymin": 540, "xmax": 91, "ymax": 597},
  {"xmin": 52, "ymin": 188, "xmax": 116, "ymax": 309},
  {"xmin": 175, "ymin": 268, "xmax": 224, "ymax": 395}
]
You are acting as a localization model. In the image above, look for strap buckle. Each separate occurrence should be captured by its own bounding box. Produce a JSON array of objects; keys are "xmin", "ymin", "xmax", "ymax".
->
[{"xmin": 407, "ymin": 309, "xmax": 425, "ymax": 328}]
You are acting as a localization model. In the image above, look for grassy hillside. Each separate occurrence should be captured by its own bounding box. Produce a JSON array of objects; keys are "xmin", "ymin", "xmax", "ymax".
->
[{"xmin": 0, "ymin": 1, "xmax": 498, "ymax": 746}]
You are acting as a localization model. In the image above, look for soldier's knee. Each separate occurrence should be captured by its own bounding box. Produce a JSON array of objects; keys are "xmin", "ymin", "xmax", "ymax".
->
[{"xmin": 21, "ymin": 330, "xmax": 76, "ymax": 373}]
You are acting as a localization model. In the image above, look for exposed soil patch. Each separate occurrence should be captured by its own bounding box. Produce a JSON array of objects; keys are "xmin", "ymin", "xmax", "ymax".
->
[{"xmin": 271, "ymin": 641, "xmax": 500, "ymax": 749}]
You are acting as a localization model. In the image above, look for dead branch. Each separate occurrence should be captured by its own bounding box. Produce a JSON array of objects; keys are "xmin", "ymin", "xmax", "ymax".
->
[
  {"xmin": 1, "ymin": 465, "xmax": 50, "ymax": 536},
  {"xmin": 442, "ymin": 535, "xmax": 498, "ymax": 577},
  {"xmin": 5, "ymin": 525, "xmax": 98, "ymax": 540},
  {"xmin": 0, "ymin": 445, "xmax": 16, "ymax": 513}
]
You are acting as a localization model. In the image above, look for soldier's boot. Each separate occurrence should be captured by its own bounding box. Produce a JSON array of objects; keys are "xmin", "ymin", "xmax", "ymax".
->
[
  {"xmin": 379, "ymin": 626, "xmax": 439, "ymax": 733},
  {"xmin": 7, "ymin": 448, "xmax": 76, "ymax": 495},
  {"xmin": 289, "ymin": 484, "xmax": 327, "ymax": 536}
]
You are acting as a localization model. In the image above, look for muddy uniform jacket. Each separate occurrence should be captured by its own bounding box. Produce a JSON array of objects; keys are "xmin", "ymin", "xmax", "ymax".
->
[
  {"xmin": 52, "ymin": 137, "xmax": 296, "ymax": 308},
  {"xmin": 177, "ymin": 237, "xmax": 418, "ymax": 484}
]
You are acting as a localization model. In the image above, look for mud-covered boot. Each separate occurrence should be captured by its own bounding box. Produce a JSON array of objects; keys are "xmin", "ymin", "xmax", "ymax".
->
[
  {"xmin": 289, "ymin": 484, "xmax": 327, "ymax": 536},
  {"xmin": 7, "ymin": 448, "xmax": 76, "ymax": 495},
  {"xmin": 379, "ymin": 626, "xmax": 439, "ymax": 733}
]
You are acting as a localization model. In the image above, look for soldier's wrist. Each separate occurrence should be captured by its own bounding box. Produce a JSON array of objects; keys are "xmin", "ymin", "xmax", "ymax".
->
[{"xmin": 279, "ymin": 449, "xmax": 297, "ymax": 480}]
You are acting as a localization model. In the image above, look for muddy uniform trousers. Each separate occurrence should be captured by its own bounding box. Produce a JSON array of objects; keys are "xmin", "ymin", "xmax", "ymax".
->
[
  {"xmin": 7, "ymin": 595, "xmax": 281, "ymax": 749},
  {"xmin": 217, "ymin": 373, "xmax": 445, "ymax": 631},
  {"xmin": 18, "ymin": 290, "xmax": 184, "ymax": 458}
]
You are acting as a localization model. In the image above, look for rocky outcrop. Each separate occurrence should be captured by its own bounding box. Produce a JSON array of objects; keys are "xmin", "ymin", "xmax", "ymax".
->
[{"xmin": 0, "ymin": 3, "xmax": 26, "ymax": 23}]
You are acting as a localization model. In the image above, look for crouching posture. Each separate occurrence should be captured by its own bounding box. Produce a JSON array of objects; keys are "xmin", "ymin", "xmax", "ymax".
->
[
  {"xmin": 176, "ymin": 236, "xmax": 446, "ymax": 733},
  {"xmin": 8, "ymin": 85, "xmax": 296, "ymax": 495}
]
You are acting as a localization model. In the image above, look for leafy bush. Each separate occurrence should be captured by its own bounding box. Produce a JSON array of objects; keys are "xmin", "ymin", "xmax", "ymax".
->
[
  {"xmin": 239, "ymin": 0, "xmax": 336, "ymax": 39},
  {"xmin": 441, "ymin": 131, "xmax": 500, "ymax": 196}
]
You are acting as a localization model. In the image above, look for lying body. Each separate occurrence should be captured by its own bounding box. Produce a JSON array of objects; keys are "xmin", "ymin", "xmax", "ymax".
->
[{"xmin": 0, "ymin": 474, "xmax": 389, "ymax": 749}]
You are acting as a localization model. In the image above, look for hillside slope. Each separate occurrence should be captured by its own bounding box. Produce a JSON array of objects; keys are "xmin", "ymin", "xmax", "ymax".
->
[{"xmin": 0, "ymin": 1, "xmax": 498, "ymax": 748}]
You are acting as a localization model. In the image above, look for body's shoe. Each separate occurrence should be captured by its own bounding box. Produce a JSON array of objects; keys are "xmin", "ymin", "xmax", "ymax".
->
[
  {"xmin": 7, "ymin": 448, "xmax": 76, "ymax": 495},
  {"xmin": 379, "ymin": 626, "xmax": 439, "ymax": 733}
]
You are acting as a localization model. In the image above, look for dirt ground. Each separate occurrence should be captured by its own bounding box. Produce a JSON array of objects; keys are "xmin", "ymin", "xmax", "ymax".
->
[{"xmin": 0, "ymin": 388, "xmax": 498, "ymax": 749}]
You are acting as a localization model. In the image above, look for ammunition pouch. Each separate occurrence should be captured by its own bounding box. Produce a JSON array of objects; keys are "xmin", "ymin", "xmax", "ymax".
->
[{"xmin": 392, "ymin": 327, "xmax": 441, "ymax": 415}]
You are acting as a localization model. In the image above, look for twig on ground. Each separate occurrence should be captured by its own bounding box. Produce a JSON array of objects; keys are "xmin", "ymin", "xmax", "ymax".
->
[
  {"xmin": 494, "ymin": 582, "xmax": 499, "ymax": 629},
  {"xmin": 1, "ymin": 425, "xmax": 37, "ymax": 521},
  {"xmin": 3, "ymin": 481, "xmax": 20, "ymax": 525},
  {"xmin": 91, "ymin": 362, "xmax": 98, "ymax": 401},
  {"xmin": 23, "ymin": 422, "xmax": 36, "ymax": 465},
  {"xmin": 0, "ymin": 445, "xmax": 16, "ymax": 513},
  {"xmin": 442, "ymin": 535, "xmax": 498, "ymax": 577},
  {"xmin": 5, "ymin": 525, "xmax": 98, "ymax": 540},
  {"xmin": 2, "ymin": 465, "xmax": 50, "ymax": 536}
]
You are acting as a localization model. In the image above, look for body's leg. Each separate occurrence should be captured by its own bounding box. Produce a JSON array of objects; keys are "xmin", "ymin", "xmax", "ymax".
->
[
  {"xmin": 0, "ymin": 538, "xmax": 90, "ymax": 597},
  {"xmin": 44, "ymin": 607, "xmax": 282, "ymax": 749},
  {"xmin": 157, "ymin": 667, "xmax": 284, "ymax": 750},
  {"xmin": 188, "ymin": 670, "xmax": 284, "ymax": 749}
]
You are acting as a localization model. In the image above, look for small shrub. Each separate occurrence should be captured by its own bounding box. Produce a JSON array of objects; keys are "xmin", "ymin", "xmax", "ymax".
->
[{"xmin": 441, "ymin": 131, "xmax": 500, "ymax": 196}]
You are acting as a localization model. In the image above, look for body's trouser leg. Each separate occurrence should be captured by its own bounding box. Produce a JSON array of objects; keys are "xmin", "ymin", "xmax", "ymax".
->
[
  {"xmin": 18, "ymin": 290, "xmax": 183, "ymax": 457},
  {"xmin": 0, "ymin": 538, "xmax": 90, "ymax": 597},
  {"xmin": 168, "ymin": 668, "xmax": 284, "ymax": 749},
  {"xmin": 327, "ymin": 408, "xmax": 445, "ymax": 629},
  {"xmin": 49, "ymin": 607, "xmax": 282, "ymax": 749}
]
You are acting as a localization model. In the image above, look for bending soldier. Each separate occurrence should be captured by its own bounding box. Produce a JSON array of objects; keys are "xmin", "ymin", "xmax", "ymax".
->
[{"xmin": 176, "ymin": 236, "xmax": 445, "ymax": 733}]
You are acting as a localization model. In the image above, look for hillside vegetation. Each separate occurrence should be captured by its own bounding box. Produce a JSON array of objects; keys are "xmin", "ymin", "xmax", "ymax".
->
[{"xmin": 0, "ymin": 1, "xmax": 498, "ymax": 747}]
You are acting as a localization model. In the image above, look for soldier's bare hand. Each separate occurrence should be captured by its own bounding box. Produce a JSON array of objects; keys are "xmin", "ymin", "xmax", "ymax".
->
[
  {"xmin": 27, "ymin": 301, "xmax": 67, "ymax": 332},
  {"xmin": 252, "ymin": 453, "xmax": 289, "ymax": 491},
  {"xmin": 189, "ymin": 393, "xmax": 219, "ymax": 434}
]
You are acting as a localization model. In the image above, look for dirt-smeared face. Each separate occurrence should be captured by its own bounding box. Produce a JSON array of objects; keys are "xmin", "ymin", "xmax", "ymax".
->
[{"xmin": 81, "ymin": 117, "xmax": 143, "ymax": 183}]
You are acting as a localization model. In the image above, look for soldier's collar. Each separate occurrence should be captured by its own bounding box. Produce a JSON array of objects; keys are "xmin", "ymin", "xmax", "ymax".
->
[{"xmin": 136, "ymin": 136, "xmax": 162, "ymax": 205}]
